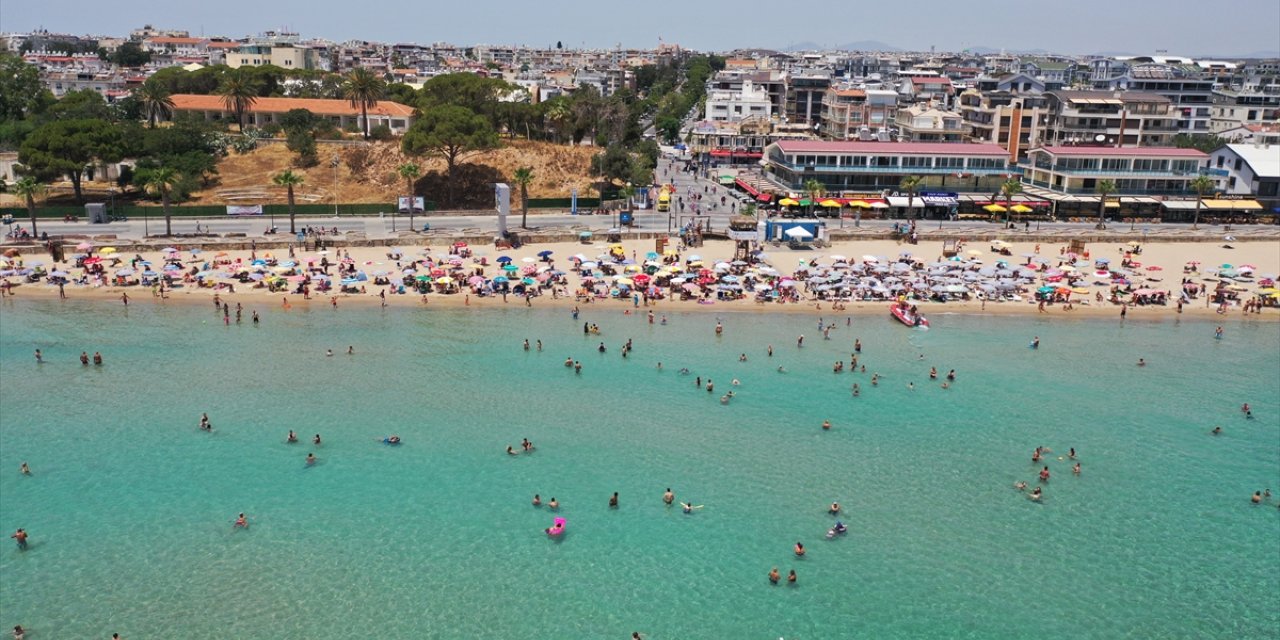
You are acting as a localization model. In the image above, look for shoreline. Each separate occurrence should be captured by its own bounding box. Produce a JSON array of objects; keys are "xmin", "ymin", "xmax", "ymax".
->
[{"xmin": 2, "ymin": 236, "xmax": 1276, "ymax": 322}]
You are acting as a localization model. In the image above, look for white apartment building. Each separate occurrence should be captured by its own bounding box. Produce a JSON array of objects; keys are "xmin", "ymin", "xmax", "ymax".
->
[{"xmin": 705, "ymin": 80, "xmax": 773, "ymax": 123}]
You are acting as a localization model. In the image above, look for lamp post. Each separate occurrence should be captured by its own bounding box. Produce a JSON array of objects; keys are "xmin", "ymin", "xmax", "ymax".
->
[{"xmin": 331, "ymin": 155, "xmax": 341, "ymax": 217}]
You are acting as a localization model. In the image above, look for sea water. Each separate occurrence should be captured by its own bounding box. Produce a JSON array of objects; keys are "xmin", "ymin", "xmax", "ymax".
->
[{"xmin": 1, "ymin": 300, "xmax": 1278, "ymax": 639}]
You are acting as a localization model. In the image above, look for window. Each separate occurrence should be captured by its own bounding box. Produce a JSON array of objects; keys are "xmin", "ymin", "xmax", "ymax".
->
[
  {"xmin": 936, "ymin": 157, "xmax": 964, "ymax": 168},
  {"xmin": 902, "ymin": 156, "xmax": 931, "ymax": 168},
  {"xmin": 1234, "ymin": 158, "xmax": 1242, "ymax": 171},
  {"xmin": 1101, "ymin": 158, "xmax": 1128, "ymax": 171},
  {"xmin": 1217, "ymin": 155, "xmax": 1224, "ymax": 168}
]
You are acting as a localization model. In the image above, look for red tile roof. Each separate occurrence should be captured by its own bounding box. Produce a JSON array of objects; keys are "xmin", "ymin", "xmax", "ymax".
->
[
  {"xmin": 1035, "ymin": 146, "xmax": 1208, "ymax": 158},
  {"xmin": 773, "ymin": 141, "xmax": 1007, "ymax": 156},
  {"xmin": 170, "ymin": 94, "xmax": 416, "ymax": 118}
]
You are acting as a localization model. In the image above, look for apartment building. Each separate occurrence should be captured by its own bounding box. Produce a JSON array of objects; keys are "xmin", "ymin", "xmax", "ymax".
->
[
  {"xmin": 894, "ymin": 105, "xmax": 969, "ymax": 142},
  {"xmin": 1210, "ymin": 80, "xmax": 1280, "ymax": 135},
  {"xmin": 785, "ymin": 70, "xmax": 832, "ymax": 125},
  {"xmin": 705, "ymin": 80, "xmax": 772, "ymax": 123},
  {"xmin": 226, "ymin": 44, "xmax": 325, "ymax": 71},
  {"xmin": 762, "ymin": 140, "xmax": 1013, "ymax": 194},
  {"xmin": 1020, "ymin": 146, "xmax": 1207, "ymax": 196},
  {"xmin": 1207, "ymin": 143, "xmax": 1279, "ymax": 213},
  {"xmin": 819, "ymin": 88, "xmax": 896, "ymax": 140},
  {"xmin": 958, "ymin": 90, "xmax": 1049, "ymax": 161},
  {"xmin": 1042, "ymin": 90, "xmax": 1179, "ymax": 148}
]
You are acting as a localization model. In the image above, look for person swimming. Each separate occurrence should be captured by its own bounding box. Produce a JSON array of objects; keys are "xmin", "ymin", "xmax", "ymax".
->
[
  {"xmin": 233, "ymin": 513, "xmax": 249, "ymax": 529},
  {"xmin": 286, "ymin": 430, "xmax": 298, "ymax": 443},
  {"xmin": 769, "ymin": 567, "xmax": 780, "ymax": 584},
  {"xmin": 609, "ymin": 492, "xmax": 619, "ymax": 508},
  {"xmin": 1029, "ymin": 487, "xmax": 1043, "ymax": 501},
  {"xmin": 788, "ymin": 569, "xmax": 797, "ymax": 584},
  {"xmin": 19, "ymin": 462, "xmax": 31, "ymax": 475},
  {"xmin": 1137, "ymin": 358, "xmax": 1146, "ymax": 366},
  {"xmin": 663, "ymin": 488, "xmax": 674, "ymax": 505},
  {"xmin": 1014, "ymin": 481, "xmax": 1027, "ymax": 491},
  {"xmin": 828, "ymin": 502, "xmax": 840, "ymax": 515},
  {"xmin": 794, "ymin": 542, "xmax": 805, "ymax": 557},
  {"xmin": 305, "ymin": 453, "xmax": 317, "ymax": 466},
  {"xmin": 681, "ymin": 502, "xmax": 703, "ymax": 514},
  {"xmin": 1211, "ymin": 426, "xmax": 1222, "ymax": 435},
  {"xmin": 313, "ymin": 434, "xmax": 322, "ymax": 445},
  {"xmin": 1031, "ymin": 336, "xmax": 1040, "ymax": 349},
  {"xmin": 532, "ymin": 494, "xmax": 541, "ymax": 506},
  {"xmin": 822, "ymin": 420, "xmax": 831, "ymax": 431},
  {"xmin": 1251, "ymin": 491, "xmax": 1262, "ymax": 504},
  {"xmin": 564, "ymin": 357, "xmax": 573, "ymax": 367},
  {"xmin": 1073, "ymin": 462, "xmax": 1081, "ymax": 475},
  {"xmin": 325, "ymin": 349, "xmax": 333, "ymax": 357},
  {"xmin": 549, "ymin": 497, "xmax": 559, "ymax": 510},
  {"xmin": 507, "ymin": 445, "xmax": 518, "ymax": 455}
]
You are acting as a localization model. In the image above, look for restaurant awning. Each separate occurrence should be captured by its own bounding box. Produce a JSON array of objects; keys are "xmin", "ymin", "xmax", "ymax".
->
[
  {"xmin": 887, "ymin": 196, "xmax": 924, "ymax": 208},
  {"xmin": 757, "ymin": 193, "xmax": 773, "ymax": 202},
  {"xmin": 735, "ymin": 178, "xmax": 760, "ymax": 197},
  {"xmin": 1204, "ymin": 199, "xmax": 1263, "ymax": 210}
]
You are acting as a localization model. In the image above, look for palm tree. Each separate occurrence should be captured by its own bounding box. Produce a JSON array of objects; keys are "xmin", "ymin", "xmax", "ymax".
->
[
  {"xmin": 513, "ymin": 166, "xmax": 534, "ymax": 229},
  {"xmin": 145, "ymin": 168, "xmax": 179, "ymax": 236},
  {"xmin": 217, "ymin": 69, "xmax": 259, "ymax": 132},
  {"xmin": 273, "ymin": 170, "xmax": 305, "ymax": 234},
  {"xmin": 396, "ymin": 163, "xmax": 421, "ymax": 230},
  {"xmin": 1095, "ymin": 179, "xmax": 1117, "ymax": 230},
  {"xmin": 1190, "ymin": 174, "xmax": 1215, "ymax": 229},
  {"xmin": 343, "ymin": 68, "xmax": 387, "ymax": 140},
  {"xmin": 12, "ymin": 177, "xmax": 43, "ymax": 236},
  {"xmin": 1000, "ymin": 178, "xmax": 1022, "ymax": 226},
  {"xmin": 899, "ymin": 175, "xmax": 922, "ymax": 221},
  {"xmin": 803, "ymin": 178, "xmax": 824, "ymax": 217},
  {"xmin": 545, "ymin": 101, "xmax": 571, "ymax": 143},
  {"xmin": 138, "ymin": 80, "xmax": 175, "ymax": 129}
]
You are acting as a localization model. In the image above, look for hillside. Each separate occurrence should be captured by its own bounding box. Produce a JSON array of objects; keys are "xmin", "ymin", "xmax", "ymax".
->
[{"xmin": 194, "ymin": 139, "xmax": 601, "ymax": 208}]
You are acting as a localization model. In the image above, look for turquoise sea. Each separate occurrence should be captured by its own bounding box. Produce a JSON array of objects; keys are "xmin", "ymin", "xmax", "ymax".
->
[{"xmin": 1, "ymin": 300, "xmax": 1278, "ymax": 639}]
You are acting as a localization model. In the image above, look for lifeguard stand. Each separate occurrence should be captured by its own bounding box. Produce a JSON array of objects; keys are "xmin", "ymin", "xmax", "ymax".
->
[{"xmin": 729, "ymin": 215, "xmax": 757, "ymax": 262}]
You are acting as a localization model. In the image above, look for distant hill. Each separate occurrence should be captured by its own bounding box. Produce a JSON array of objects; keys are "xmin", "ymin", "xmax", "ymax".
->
[{"xmin": 782, "ymin": 41, "xmax": 823, "ymax": 52}]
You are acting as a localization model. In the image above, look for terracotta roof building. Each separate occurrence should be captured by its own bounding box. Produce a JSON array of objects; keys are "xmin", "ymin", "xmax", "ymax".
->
[{"xmin": 168, "ymin": 94, "xmax": 416, "ymax": 134}]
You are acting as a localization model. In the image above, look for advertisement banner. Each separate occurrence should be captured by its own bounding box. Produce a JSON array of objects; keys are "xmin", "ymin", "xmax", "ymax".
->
[
  {"xmin": 397, "ymin": 197, "xmax": 425, "ymax": 212},
  {"xmin": 226, "ymin": 205, "xmax": 263, "ymax": 216},
  {"xmin": 727, "ymin": 230, "xmax": 759, "ymax": 241}
]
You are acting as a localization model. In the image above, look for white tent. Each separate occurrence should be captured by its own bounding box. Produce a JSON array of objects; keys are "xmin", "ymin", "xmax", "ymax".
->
[{"xmin": 784, "ymin": 226, "xmax": 814, "ymax": 239}]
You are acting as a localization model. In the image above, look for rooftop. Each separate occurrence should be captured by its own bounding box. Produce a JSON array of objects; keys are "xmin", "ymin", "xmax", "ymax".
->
[
  {"xmin": 773, "ymin": 141, "xmax": 1007, "ymax": 156},
  {"xmin": 1034, "ymin": 146, "xmax": 1208, "ymax": 158},
  {"xmin": 169, "ymin": 94, "xmax": 416, "ymax": 118},
  {"xmin": 1222, "ymin": 143, "xmax": 1280, "ymax": 178},
  {"xmin": 1048, "ymin": 90, "xmax": 1172, "ymax": 104}
]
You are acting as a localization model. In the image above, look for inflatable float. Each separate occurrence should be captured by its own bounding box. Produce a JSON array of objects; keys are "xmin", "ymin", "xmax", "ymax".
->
[
  {"xmin": 545, "ymin": 517, "xmax": 566, "ymax": 537},
  {"xmin": 826, "ymin": 521, "xmax": 848, "ymax": 539}
]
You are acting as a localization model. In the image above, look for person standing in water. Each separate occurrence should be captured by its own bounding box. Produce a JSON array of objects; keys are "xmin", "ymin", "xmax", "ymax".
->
[{"xmin": 663, "ymin": 488, "xmax": 674, "ymax": 505}]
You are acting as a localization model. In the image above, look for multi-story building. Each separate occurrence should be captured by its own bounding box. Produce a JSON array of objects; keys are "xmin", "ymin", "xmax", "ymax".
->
[
  {"xmin": 1020, "ymin": 146, "xmax": 1207, "ymax": 196},
  {"xmin": 226, "ymin": 44, "xmax": 324, "ymax": 71},
  {"xmin": 958, "ymin": 90, "xmax": 1049, "ymax": 162},
  {"xmin": 819, "ymin": 88, "xmax": 896, "ymax": 140},
  {"xmin": 704, "ymin": 79, "xmax": 772, "ymax": 123},
  {"xmin": 707, "ymin": 70, "xmax": 786, "ymax": 120},
  {"xmin": 1210, "ymin": 80, "xmax": 1280, "ymax": 135},
  {"xmin": 761, "ymin": 140, "xmax": 1014, "ymax": 194},
  {"xmin": 1206, "ymin": 143, "xmax": 1279, "ymax": 214},
  {"xmin": 894, "ymin": 105, "xmax": 969, "ymax": 142},
  {"xmin": 897, "ymin": 75, "xmax": 955, "ymax": 107},
  {"xmin": 1096, "ymin": 65, "xmax": 1214, "ymax": 133},
  {"xmin": 1042, "ymin": 90, "xmax": 1180, "ymax": 148},
  {"xmin": 785, "ymin": 70, "xmax": 831, "ymax": 125}
]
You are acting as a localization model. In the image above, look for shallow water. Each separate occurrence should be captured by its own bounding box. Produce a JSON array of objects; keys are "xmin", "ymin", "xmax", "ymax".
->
[{"xmin": 1, "ymin": 300, "xmax": 1278, "ymax": 639}]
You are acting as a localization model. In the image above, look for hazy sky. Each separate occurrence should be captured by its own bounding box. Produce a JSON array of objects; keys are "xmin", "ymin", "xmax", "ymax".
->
[{"xmin": 3, "ymin": 0, "xmax": 1278, "ymax": 56}]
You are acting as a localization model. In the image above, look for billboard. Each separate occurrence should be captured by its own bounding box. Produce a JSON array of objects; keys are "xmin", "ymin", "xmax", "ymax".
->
[
  {"xmin": 226, "ymin": 205, "xmax": 263, "ymax": 216},
  {"xmin": 397, "ymin": 197, "xmax": 426, "ymax": 212}
]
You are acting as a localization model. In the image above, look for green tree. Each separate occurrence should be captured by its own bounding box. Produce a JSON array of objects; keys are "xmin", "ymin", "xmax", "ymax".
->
[
  {"xmin": 416, "ymin": 73, "xmax": 512, "ymax": 128},
  {"xmin": 1173, "ymin": 133, "xmax": 1229, "ymax": 154},
  {"xmin": 143, "ymin": 167, "xmax": 179, "ymax": 236},
  {"xmin": 401, "ymin": 105, "xmax": 498, "ymax": 207},
  {"xmin": 273, "ymin": 170, "xmax": 305, "ymax": 233},
  {"xmin": 1190, "ymin": 174, "xmax": 1215, "ymax": 229},
  {"xmin": 899, "ymin": 175, "xmax": 922, "ymax": 221},
  {"xmin": 1095, "ymin": 179, "xmax": 1117, "ymax": 230},
  {"xmin": 217, "ymin": 69, "xmax": 260, "ymax": 131},
  {"xmin": 512, "ymin": 166, "xmax": 533, "ymax": 229},
  {"xmin": 397, "ymin": 162, "xmax": 421, "ymax": 229},
  {"xmin": 12, "ymin": 177, "xmax": 43, "ymax": 236},
  {"xmin": 286, "ymin": 129, "xmax": 318, "ymax": 167},
  {"xmin": 343, "ymin": 68, "xmax": 388, "ymax": 139},
  {"xmin": 46, "ymin": 89, "xmax": 113, "ymax": 121},
  {"xmin": 18, "ymin": 119, "xmax": 126, "ymax": 203},
  {"xmin": 137, "ymin": 79, "xmax": 175, "ymax": 128},
  {"xmin": 1000, "ymin": 178, "xmax": 1022, "ymax": 225},
  {"xmin": 110, "ymin": 42, "xmax": 151, "ymax": 67},
  {"xmin": 804, "ymin": 178, "xmax": 825, "ymax": 217},
  {"xmin": 0, "ymin": 52, "xmax": 53, "ymax": 122}
]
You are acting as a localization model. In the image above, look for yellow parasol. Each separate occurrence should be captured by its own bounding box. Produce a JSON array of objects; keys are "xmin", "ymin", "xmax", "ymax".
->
[
  {"xmin": 819, "ymin": 199, "xmax": 842, "ymax": 208},
  {"xmin": 1010, "ymin": 204, "xmax": 1033, "ymax": 213},
  {"xmin": 100, "ymin": 247, "xmax": 118, "ymax": 254},
  {"xmin": 778, "ymin": 198, "xmax": 799, "ymax": 206},
  {"xmin": 983, "ymin": 204, "xmax": 1007, "ymax": 213},
  {"xmin": 847, "ymin": 200, "xmax": 871, "ymax": 209}
]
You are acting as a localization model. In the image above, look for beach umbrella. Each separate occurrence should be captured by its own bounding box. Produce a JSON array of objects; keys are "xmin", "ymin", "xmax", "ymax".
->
[
  {"xmin": 645, "ymin": 252, "xmax": 660, "ymax": 260},
  {"xmin": 847, "ymin": 200, "xmax": 870, "ymax": 209},
  {"xmin": 161, "ymin": 247, "xmax": 177, "ymax": 253},
  {"xmin": 1010, "ymin": 204, "xmax": 1033, "ymax": 213},
  {"xmin": 538, "ymin": 250, "xmax": 554, "ymax": 257},
  {"xmin": 503, "ymin": 264, "xmax": 519, "ymax": 272},
  {"xmin": 100, "ymin": 247, "xmax": 117, "ymax": 255},
  {"xmin": 436, "ymin": 277, "xmax": 454, "ymax": 284},
  {"xmin": 984, "ymin": 204, "xmax": 1007, "ymax": 213},
  {"xmin": 778, "ymin": 198, "xmax": 799, "ymax": 206},
  {"xmin": 522, "ymin": 257, "xmax": 536, "ymax": 263},
  {"xmin": 966, "ymin": 249, "xmax": 982, "ymax": 256},
  {"xmin": 75, "ymin": 242, "xmax": 92, "ymax": 251},
  {"xmin": 115, "ymin": 268, "xmax": 135, "ymax": 276},
  {"xmin": 493, "ymin": 276, "xmax": 510, "ymax": 284},
  {"xmin": 497, "ymin": 256, "xmax": 513, "ymax": 263},
  {"xmin": 820, "ymin": 199, "xmax": 841, "ymax": 208},
  {"xmin": 687, "ymin": 255, "xmax": 703, "ymax": 262},
  {"xmin": 581, "ymin": 261, "xmax": 598, "ymax": 269}
]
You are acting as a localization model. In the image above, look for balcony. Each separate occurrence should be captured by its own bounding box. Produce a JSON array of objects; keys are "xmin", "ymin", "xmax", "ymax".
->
[{"xmin": 783, "ymin": 163, "xmax": 1016, "ymax": 176}]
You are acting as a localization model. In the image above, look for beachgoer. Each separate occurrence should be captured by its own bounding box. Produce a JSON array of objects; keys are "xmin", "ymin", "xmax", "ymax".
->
[
  {"xmin": 234, "ymin": 513, "xmax": 248, "ymax": 529},
  {"xmin": 306, "ymin": 453, "xmax": 317, "ymax": 466},
  {"xmin": 287, "ymin": 430, "xmax": 297, "ymax": 443},
  {"xmin": 769, "ymin": 567, "xmax": 780, "ymax": 584},
  {"xmin": 13, "ymin": 624, "xmax": 25, "ymax": 640},
  {"xmin": 1211, "ymin": 426, "xmax": 1222, "ymax": 435},
  {"xmin": 347, "ymin": 346, "xmax": 354, "ymax": 355},
  {"xmin": 1031, "ymin": 337, "xmax": 1040, "ymax": 349},
  {"xmin": 1137, "ymin": 358, "xmax": 1146, "ymax": 367},
  {"xmin": 822, "ymin": 420, "xmax": 831, "ymax": 431},
  {"xmin": 1039, "ymin": 466, "xmax": 1050, "ymax": 482},
  {"xmin": 313, "ymin": 434, "xmax": 322, "ymax": 445},
  {"xmin": 663, "ymin": 488, "xmax": 674, "ymax": 505},
  {"xmin": 1073, "ymin": 462, "xmax": 1081, "ymax": 475},
  {"xmin": 829, "ymin": 502, "xmax": 840, "ymax": 515},
  {"xmin": 1252, "ymin": 491, "xmax": 1262, "ymax": 504},
  {"xmin": 549, "ymin": 497, "xmax": 559, "ymax": 510},
  {"xmin": 794, "ymin": 542, "xmax": 805, "ymax": 557},
  {"xmin": 767, "ymin": 345, "xmax": 773, "ymax": 357},
  {"xmin": 20, "ymin": 462, "xmax": 30, "ymax": 475},
  {"xmin": 507, "ymin": 446, "xmax": 517, "ymax": 455},
  {"xmin": 10, "ymin": 528, "xmax": 27, "ymax": 551},
  {"xmin": 788, "ymin": 569, "xmax": 797, "ymax": 584},
  {"xmin": 34, "ymin": 349, "xmax": 42, "ymax": 363},
  {"xmin": 1029, "ymin": 487, "xmax": 1043, "ymax": 501},
  {"xmin": 532, "ymin": 494, "xmax": 541, "ymax": 506},
  {"xmin": 680, "ymin": 502, "xmax": 702, "ymax": 514},
  {"xmin": 326, "ymin": 349, "xmax": 333, "ymax": 357},
  {"xmin": 609, "ymin": 492, "xmax": 619, "ymax": 508},
  {"xmin": 92, "ymin": 352, "xmax": 102, "ymax": 365}
]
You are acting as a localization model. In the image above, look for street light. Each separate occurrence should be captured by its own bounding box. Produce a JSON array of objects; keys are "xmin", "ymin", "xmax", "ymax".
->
[{"xmin": 331, "ymin": 155, "xmax": 341, "ymax": 217}]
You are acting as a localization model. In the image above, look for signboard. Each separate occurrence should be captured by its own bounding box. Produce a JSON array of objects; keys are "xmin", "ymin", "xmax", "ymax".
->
[
  {"xmin": 571, "ymin": 188, "xmax": 578, "ymax": 215},
  {"xmin": 920, "ymin": 191, "xmax": 959, "ymax": 206},
  {"xmin": 397, "ymin": 197, "xmax": 425, "ymax": 212},
  {"xmin": 494, "ymin": 183, "xmax": 510, "ymax": 235},
  {"xmin": 727, "ymin": 230, "xmax": 759, "ymax": 241},
  {"xmin": 226, "ymin": 205, "xmax": 263, "ymax": 216}
]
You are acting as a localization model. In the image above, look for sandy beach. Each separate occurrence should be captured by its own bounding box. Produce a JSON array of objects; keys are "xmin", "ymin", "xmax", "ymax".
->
[{"xmin": 2, "ymin": 236, "xmax": 1277, "ymax": 321}]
